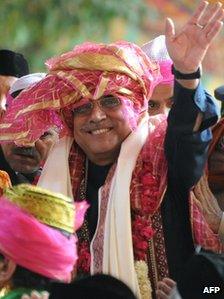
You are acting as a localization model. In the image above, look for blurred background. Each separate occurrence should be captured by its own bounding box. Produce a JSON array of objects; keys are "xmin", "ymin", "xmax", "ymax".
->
[{"xmin": 1, "ymin": 0, "xmax": 223, "ymax": 94}]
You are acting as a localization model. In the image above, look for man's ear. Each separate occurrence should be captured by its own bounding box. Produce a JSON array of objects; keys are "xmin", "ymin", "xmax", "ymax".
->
[{"xmin": 0, "ymin": 257, "xmax": 16, "ymax": 285}]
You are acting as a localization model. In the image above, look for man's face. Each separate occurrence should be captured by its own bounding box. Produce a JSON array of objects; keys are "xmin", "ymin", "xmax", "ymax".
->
[
  {"xmin": 1, "ymin": 129, "xmax": 58, "ymax": 174},
  {"xmin": 73, "ymin": 95, "xmax": 132, "ymax": 165}
]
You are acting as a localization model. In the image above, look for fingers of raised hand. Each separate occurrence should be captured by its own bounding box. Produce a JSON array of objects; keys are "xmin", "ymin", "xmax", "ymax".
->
[
  {"xmin": 195, "ymin": 2, "xmax": 223, "ymax": 27},
  {"xmin": 192, "ymin": 2, "xmax": 224, "ymax": 41},
  {"xmin": 165, "ymin": 17, "xmax": 175, "ymax": 40},
  {"xmin": 190, "ymin": 0, "xmax": 209, "ymax": 25},
  {"xmin": 204, "ymin": 20, "xmax": 223, "ymax": 43}
]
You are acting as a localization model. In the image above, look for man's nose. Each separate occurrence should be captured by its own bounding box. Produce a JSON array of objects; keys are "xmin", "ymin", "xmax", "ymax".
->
[{"xmin": 89, "ymin": 103, "xmax": 106, "ymax": 122}]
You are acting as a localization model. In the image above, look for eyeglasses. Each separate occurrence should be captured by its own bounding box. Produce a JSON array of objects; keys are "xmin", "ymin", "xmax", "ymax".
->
[{"xmin": 72, "ymin": 95, "xmax": 121, "ymax": 116}]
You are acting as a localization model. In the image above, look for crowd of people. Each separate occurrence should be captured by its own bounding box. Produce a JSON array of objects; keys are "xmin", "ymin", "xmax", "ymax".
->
[{"xmin": 0, "ymin": 1, "xmax": 224, "ymax": 298}]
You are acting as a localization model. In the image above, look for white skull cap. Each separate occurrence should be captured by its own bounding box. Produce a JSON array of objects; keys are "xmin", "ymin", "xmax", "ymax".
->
[
  {"xmin": 141, "ymin": 35, "xmax": 171, "ymax": 62},
  {"xmin": 141, "ymin": 35, "xmax": 173, "ymax": 85},
  {"xmin": 9, "ymin": 72, "xmax": 46, "ymax": 95}
]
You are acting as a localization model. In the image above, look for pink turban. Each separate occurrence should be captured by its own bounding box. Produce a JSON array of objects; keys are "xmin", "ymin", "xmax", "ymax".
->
[
  {"xmin": 0, "ymin": 184, "xmax": 88, "ymax": 282},
  {"xmin": 0, "ymin": 41, "xmax": 162, "ymax": 145}
]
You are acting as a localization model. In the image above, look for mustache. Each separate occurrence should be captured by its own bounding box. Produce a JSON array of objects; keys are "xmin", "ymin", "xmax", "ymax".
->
[
  {"xmin": 12, "ymin": 147, "xmax": 40, "ymax": 159},
  {"xmin": 82, "ymin": 122, "xmax": 113, "ymax": 132}
]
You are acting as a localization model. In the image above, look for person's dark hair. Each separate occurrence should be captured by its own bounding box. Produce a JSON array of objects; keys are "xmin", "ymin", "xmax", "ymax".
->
[
  {"xmin": 0, "ymin": 253, "xmax": 51, "ymax": 291},
  {"xmin": 177, "ymin": 250, "xmax": 224, "ymax": 299},
  {"xmin": 49, "ymin": 274, "xmax": 137, "ymax": 299},
  {"xmin": 11, "ymin": 89, "xmax": 23, "ymax": 99},
  {"xmin": 12, "ymin": 265, "xmax": 52, "ymax": 291},
  {"xmin": 0, "ymin": 49, "xmax": 29, "ymax": 78}
]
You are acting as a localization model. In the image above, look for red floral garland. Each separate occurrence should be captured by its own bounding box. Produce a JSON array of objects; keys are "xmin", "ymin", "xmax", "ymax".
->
[
  {"xmin": 132, "ymin": 215, "xmax": 154, "ymax": 261},
  {"xmin": 131, "ymin": 121, "xmax": 167, "ymax": 262},
  {"xmin": 132, "ymin": 156, "xmax": 160, "ymax": 261}
]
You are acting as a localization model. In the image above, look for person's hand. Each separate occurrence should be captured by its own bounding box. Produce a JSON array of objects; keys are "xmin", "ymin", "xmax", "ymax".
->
[
  {"xmin": 156, "ymin": 277, "xmax": 176, "ymax": 299},
  {"xmin": 165, "ymin": 1, "xmax": 224, "ymax": 74},
  {"xmin": 21, "ymin": 290, "xmax": 49, "ymax": 299}
]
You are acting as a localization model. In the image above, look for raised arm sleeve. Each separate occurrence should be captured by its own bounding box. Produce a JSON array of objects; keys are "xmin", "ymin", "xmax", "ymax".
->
[{"xmin": 165, "ymin": 81, "xmax": 218, "ymax": 190}]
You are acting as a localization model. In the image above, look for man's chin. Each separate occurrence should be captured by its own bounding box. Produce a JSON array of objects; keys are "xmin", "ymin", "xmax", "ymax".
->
[{"xmin": 11, "ymin": 165, "xmax": 39, "ymax": 174}]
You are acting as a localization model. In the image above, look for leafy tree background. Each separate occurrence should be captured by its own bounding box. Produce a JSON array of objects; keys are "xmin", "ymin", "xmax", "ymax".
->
[
  {"xmin": 1, "ymin": 0, "xmax": 223, "ymax": 96},
  {"xmin": 1, "ymin": 0, "xmax": 149, "ymax": 71}
]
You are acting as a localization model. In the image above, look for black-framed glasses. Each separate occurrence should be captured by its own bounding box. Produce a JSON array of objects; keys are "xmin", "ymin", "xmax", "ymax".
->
[{"xmin": 72, "ymin": 95, "xmax": 121, "ymax": 116}]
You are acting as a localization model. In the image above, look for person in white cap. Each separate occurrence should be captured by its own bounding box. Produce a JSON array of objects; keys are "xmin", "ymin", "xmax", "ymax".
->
[
  {"xmin": 142, "ymin": 35, "xmax": 174, "ymax": 116},
  {"xmin": 0, "ymin": 73, "xmax": 58, "ymax": 185}
]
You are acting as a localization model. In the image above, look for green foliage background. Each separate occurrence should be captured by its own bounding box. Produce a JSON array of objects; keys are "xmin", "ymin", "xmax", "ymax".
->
[{"xmin": 1, "ymin": 0, "xmax": 148, "ymax": 71}]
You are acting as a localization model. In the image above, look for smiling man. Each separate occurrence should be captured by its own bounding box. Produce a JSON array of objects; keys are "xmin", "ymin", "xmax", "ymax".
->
[
  {"xmin": 0, "ymin": 73, "xmax": 58, "ymax": 185},
  {"xmin": 0, "ymin": 2, "xmax": 223, "ymax": 298},
  {"xmin": 72, "ymin": 95, "xmax": 133, "ymax": 165}
]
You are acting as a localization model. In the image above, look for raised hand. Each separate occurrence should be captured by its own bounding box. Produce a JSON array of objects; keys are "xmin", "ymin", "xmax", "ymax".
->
[{"xmin": 165, "ymin": 1, "xmax": 224, "ymax": 74}]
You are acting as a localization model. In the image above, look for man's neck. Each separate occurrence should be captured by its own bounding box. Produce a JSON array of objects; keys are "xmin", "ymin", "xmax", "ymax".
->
[{"xmin": 86, "ymin": 149, "xmax": 120, "ymax": 166}]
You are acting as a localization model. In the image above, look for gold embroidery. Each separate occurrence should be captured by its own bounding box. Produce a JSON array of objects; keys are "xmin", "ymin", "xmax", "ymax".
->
[
  {"xmin": 93, "ymin": 74, "xmax": 109, "ymax": 100},
  {"xmin": 53, "ymin": 53, "xmax": 138, "ymax": 81},
  {"xmin": 117, "ymin": 87, "xmax": 133, "ymax": 96},
  {"xmin": 0, "ymin": 123, "xmax": 11, "ymax": 129},
  {"xmin": 3, "ymin": 184, "xmax": 75, "ymax": 233},
  {"xmin": 0, "ymin": 131, "xmax": 29, "ymax": 141},
  {"xmin": 55, "ymin": 71, "xmax": 91, "ymax": 98},
  {"xmin": 15, "ymin": 98, "xmax": 60, "ymax": 118}
]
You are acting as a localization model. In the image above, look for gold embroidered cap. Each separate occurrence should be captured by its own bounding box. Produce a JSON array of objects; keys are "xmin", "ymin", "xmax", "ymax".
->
[{"xmin": 3, "ymin": 184, "xmax": 75, "ymax": 233}]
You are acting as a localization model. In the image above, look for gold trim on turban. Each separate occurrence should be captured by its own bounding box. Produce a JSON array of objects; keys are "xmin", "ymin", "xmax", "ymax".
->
[
  {"xmin": 51, "ymin": 53, "xmax": 138, "ymax": 80},
  {"xmin": 55, "ymin": 70, "xmax": 92, "ymax": 99},
  {"xmin": 15, "ymin": 98, "xmax": 61, "ymax": 118},
  {"xmin": 49, "ymin": 51, "xmax": 155, "ymax": 100}
]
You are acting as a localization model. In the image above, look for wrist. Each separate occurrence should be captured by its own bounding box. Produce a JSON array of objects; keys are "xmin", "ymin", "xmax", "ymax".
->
[{"xmin": 171, "ymin": 65, "xmax": 201, "ymax": 80}]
